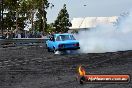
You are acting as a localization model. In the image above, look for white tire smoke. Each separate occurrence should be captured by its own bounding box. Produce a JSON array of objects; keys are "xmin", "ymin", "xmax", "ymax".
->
[{"xmin": 76, "ymin": 11, "xmax": 132, "ymax": 53}]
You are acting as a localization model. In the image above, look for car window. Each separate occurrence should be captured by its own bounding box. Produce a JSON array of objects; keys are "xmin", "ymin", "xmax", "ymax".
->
[
  {"xmin": 59, "ymin": 35, "xmax": 76, "ymax": 41},
  {"xmin": 70, "ymin": 35, "xmax": 76, "ymax": 40},
  {"xmin": 56, "ymin": 36, "xmax": 61, "ymax": 41},
  {"xmin": 60, "ymin": 35, "xmax": 69, "ymax": 41}
]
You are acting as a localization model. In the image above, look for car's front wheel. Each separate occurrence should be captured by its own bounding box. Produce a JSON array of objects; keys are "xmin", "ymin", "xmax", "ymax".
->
[
  {"xmin": 46, "ymin": 44, "xmax": 51, "ymax": 52},
  {"xmin": 47, "ymin": 47, "xmax": 51, "ymax": 52}
]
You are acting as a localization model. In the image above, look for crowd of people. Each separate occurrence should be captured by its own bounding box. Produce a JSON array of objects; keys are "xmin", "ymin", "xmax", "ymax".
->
[
  {"xmin": 1, "ymin": 31, "xmax": 65, "ymax": 39},
  {"xmin": 2, "ymin": 31, "xmax": 44, "ymax": 39}
]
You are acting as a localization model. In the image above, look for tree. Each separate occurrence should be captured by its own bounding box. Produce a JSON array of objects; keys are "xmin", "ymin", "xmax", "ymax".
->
[
  {"xmin": 2, "ymin": 0, "xmax": 51, "ymax": 35},
  {"xmin": 34, "ymin": 0, "xmax": 49, "ymax": 35},
  {"xmin": 3, "ymin": 0, "xmax": 27, "ymax": 32},
  {"xmin": 4, "ymin": 0, "xmax": 20, "ymax": 31},
  {"xmin": 22, "ymin": 0, "xmax": 38, "ymax": 34},
  {"xmin": 54, "ymin": 4, "xmax": 71, "ymax": 33},
  {"xmin": 3, "ymin": 11, "xmax": 14, "ymax": 30},
  {"xmin": 16, "ymin": 0, "xmax": 50, "ymax": 34},
  {"xmin": 46, "ymin": 23, "xmax": 55, "ymax": 33}
]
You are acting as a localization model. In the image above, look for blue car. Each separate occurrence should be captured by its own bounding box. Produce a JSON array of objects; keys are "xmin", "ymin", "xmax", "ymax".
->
[{"xmin": 46, "ymin": 33, "xmax": 80, "ymax": 52}]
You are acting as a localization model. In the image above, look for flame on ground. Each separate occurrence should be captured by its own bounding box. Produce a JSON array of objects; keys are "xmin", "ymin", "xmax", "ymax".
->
[{"xmin": 78, "ymin": 66, "xmax": 86, "ymax": 76}]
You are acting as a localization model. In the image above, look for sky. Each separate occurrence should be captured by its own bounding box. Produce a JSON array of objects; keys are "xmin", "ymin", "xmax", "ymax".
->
[{"xmin": 47, "ymin": 0, "xmax": 132, "ymax": 23}]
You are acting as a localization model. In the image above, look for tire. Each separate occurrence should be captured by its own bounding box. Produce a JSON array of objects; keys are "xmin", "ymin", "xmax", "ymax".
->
[
  {"xmin": 47, "ymin": 47, "xmax": 51, "ymax": 52},
  {"xmin": 53, "ymin": 47, "xmax": 61, "ymax": 54},
  {"xmin": 46, "ymin": 44, "xmax": 51, "ymax": 52},
  {"xmin": 53, "ymin": 47, "xmax": 56, "ymax": 53}
]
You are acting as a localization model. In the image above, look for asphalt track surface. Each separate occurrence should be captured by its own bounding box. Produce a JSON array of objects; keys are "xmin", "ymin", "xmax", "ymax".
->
[{"xmin": 0, "ymin": 46, "xmax": 132, "ymax": 88}]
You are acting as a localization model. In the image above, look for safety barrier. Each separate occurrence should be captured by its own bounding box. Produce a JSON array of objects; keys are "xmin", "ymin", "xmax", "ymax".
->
[{"xmin": 0, "ymin": 38, "xmax": 49, "ymax": 47}]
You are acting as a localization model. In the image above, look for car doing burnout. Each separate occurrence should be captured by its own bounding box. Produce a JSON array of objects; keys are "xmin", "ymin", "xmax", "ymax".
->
[{"xmin": 46, "ymin": 33, "xmax": 80, "ymax": 52}]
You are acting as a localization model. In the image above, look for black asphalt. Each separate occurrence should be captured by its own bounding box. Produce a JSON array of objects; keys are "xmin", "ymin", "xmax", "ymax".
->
[{"xmin": 0, "ymin": 46, "xmax": 131, "ymax": 88}]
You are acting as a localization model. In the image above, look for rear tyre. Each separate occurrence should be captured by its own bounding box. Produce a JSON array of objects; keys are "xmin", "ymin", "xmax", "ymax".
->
[
  {"xmin": 47, "ymin": 47, "xmax": 51, "ymax": 52},
  {"xmin": 53, "ymin": 47, "xmax": 61, "ymax": 54},
  {"xmin": 53, "ymin": 47, "xmax": 56, "ymax": 53}
]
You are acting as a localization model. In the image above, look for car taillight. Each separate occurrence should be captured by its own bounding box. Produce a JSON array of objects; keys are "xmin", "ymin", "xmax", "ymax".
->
[
  {"xmin": 74, "ymin": 43, "xmax": 79, "ymax": 46},
  {"xmin": 59, "ymin": 44, "xmax": 64, "ymax": 48}
]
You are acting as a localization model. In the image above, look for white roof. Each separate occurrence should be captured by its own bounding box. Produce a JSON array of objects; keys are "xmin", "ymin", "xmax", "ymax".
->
[{"xmin": 70, "ymin": 16, "xmax": 118, "ymax": 29}]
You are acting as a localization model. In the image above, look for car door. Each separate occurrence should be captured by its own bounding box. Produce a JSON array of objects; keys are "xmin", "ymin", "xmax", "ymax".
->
[{"xmin": 48, "ymin": 35, "xmax": 55, "ymax": 49}]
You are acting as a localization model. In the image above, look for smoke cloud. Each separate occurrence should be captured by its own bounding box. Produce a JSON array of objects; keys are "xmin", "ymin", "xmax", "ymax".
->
[{"xmin": 76, "ymin": 11, "xmax": 132, "ymax": 53}]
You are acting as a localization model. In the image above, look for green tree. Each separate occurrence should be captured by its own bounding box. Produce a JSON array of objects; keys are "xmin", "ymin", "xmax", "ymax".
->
[
  {"xmin": 3, "ymin": 11, "xmax": 14, "ymax": 30},
  {"xmin": 35, "ymin": 0, "xmax": 49, "ymax": 35},
  {"xmin": 46, "ymin": 23, "xmax": 55, "ymax": 33},
  {"xmin": 4, "ymin": 0, "xmax": 20, "ymax": 31},
  {"xmin": 54, "ymin": 4, "xmax": 71, "ymax": 33},
  {"xmin": 4, "ymin": 0, "xmax": 28, "ymax": 32},
  {"xmin": 23, "ymin": 0, "xmax": 50, "ymax": 34},
  {"xmin": 2, "ymin": 0, "xmax": 50, "ymax": 35}
]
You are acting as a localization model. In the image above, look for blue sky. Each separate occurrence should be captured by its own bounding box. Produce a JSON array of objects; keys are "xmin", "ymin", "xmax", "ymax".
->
[{"xmin": 47, "ymin": 0, "xmax": 132, "ymax": 23}]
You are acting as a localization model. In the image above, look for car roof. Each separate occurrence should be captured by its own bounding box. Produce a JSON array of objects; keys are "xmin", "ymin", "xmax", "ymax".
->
[{"xmin": 54, "ymin": 33, "xmax": 72, "ymax": 36}]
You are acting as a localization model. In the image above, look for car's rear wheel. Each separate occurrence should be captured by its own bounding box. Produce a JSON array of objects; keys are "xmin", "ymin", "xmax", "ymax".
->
[
  {"xmin": 53, "ymin": 47, "xmax": 56, "ymax": 53},
  {"xmin": 53, "ymin": 47, "xmax": 61, "ymax": 54}
]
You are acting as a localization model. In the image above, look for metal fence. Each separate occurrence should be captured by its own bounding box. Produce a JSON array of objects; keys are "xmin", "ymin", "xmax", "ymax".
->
[{"xmin": 0, "ymin": 38, "xmax": 49, "ymax": 47}]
